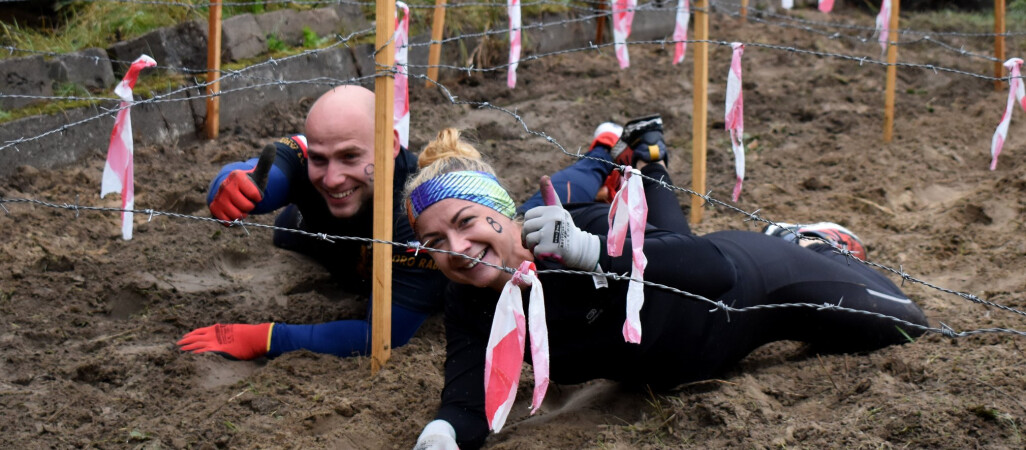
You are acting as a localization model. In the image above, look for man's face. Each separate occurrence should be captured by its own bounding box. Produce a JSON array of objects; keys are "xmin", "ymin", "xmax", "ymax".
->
[{"xmin": 306, "ymin": 127, "xmax": 377, "ymax": 219}]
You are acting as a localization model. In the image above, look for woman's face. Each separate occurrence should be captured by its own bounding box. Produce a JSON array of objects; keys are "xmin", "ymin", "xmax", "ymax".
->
[{"xmin": 415, "ymin": 198, "xmax": 530, "ymax": 291}]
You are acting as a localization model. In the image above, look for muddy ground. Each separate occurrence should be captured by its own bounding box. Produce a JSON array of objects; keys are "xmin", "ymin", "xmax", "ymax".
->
[{"xmin": 2, "ymin": 3, "xmax": 1026, "ymax": 449}]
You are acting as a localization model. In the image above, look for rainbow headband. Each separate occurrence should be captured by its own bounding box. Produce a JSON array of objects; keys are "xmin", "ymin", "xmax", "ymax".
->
[{"xmin": 407, "ymin": 171, "xmax": 516, "ymax": 227}]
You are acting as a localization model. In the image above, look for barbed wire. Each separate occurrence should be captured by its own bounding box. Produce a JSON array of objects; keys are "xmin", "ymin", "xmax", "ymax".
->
[
  {"xmin": 2, "ymin": 0, "xmax": 1020, "ymax": 80},
  {"xmin": 3, "ymin": 0, "xmax": 1022, "ymax": 60},
  {"xmin": 0, "ymin": 30, "xmax": 377, "ymax": 152},
  {"xmin": 5, "ymin": 0, "xmax": 606, "ymax": 11},
  {"xmin": 6, "ymin": 28, "xmax": 1021, "ymax": 121},
  {"xmin": 398, "ymin": 68, "xmax": 1026, "ymax": 323},
  {"xmin": 1, "ymin": 195, "xmax": 1023, "ymax": 340},
  {"xmin": 2, "ymin": 0, "xmax": 1023, "ymax": 342},
  {"xmin": 708, "ymin": 4, "xmax": 1009, "ymax": 62},
  {"xmin": 0, "ymin": 25, "xmax": 377, "ymax": 73},
  {"xmin": 713, "ymin": 0, "xmax": 1026, "ymax": 38},
  {"xmin": 406, "ymin": 8, "xmax": 609, "ymax": 48},
  {"xmin": 401, "ymin": 37, "xmax": 1022, "ymax": 82}
]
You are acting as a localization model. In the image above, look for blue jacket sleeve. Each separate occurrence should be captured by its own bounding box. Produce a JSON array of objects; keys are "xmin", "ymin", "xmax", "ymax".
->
[{"xmin": 267, "ymin": 303, "xmax": 429, "ymax": 358}]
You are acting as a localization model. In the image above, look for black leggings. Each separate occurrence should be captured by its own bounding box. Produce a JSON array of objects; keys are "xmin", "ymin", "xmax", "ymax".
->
[{"xmin": 639, "ymin": 163, "xmax": 928, "ymax": 373}]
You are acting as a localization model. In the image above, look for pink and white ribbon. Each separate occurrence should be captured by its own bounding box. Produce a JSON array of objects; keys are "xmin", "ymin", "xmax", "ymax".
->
[
  {"xmin": 672, "ymin": 0, "xmax": 690, "ymax": 65},
  {"xmin": 101, "ymin": 54, "xmax": 156, "ymax": 241},
  {"xmin": 484, "ymin": 261, "xmax": 550, "ymax": 432},
  {"xmin": 394, "ymin": 1, "xmax": 410, "ymax": 149},
  {"xmin": 725, "ymin": 43, "xmax": 746, "ymax": 202},
  {"xmin": 508, "ymin": 0, "xmax": 522, "ymax": 88},
  {"xmin": 520, "ymin": 264, "xmax": 549, "ymax": 414},
  {"xmin": 818, "ymin": 0, "xmax": 834, "ymax": 13},
  {"xmin": 607, "ymin": 169, "xmax": 648, "ymax": 344},
  {"xmin": 611, "ymin": 0, "xmax": 636, "ymax": 69},
  {"xmin": 990, "ymin": 58, "xmax": 1026, "ymax": 170},
  {"xmin": 875, "ymin": 0, "xmax": 892, "ymax": 55}
]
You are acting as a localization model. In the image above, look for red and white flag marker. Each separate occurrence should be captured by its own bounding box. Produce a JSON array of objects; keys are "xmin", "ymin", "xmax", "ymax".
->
[
  {"xmin": 508, "ymin": 0, "xmax": 522, "ymax": 88},
  {"xmin": 990, "ymin": 58, "xmax": 1026, "ymax": 170},
  {"xmin": 607, "ymin": 169, "xmax": 648, "ymax": 344},
  {"xmin": 394, "ymin": 1, "xmax": 410, "ymax": 149},
  {"xmin": 672, "ymin": 0, "xmax": 690, "ymax": 65},
  {"xmin": 875, "ymin": 0, "xmax": 892, "ymax": 55},
  {"xmin": 523, "ymin": 264, "xmax": 549, "ymax": 415},
  {"xmin": 484, "ymin": 261, "xmax": 549, "ymax": 432},
  {"xmin": 101, "ymin": 54, "xmax": 156, "ymax": 240},
  {"xmin": 725, "ymin": 42, "xmax": 746, "ymax": 202},
  {"xmin": 612, "ymin": 0, "xmax": 636, "ymax": 69}
]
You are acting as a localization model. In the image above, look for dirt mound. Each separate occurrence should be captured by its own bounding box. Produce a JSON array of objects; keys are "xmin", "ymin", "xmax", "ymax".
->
[{"xmin": 2, "ymin": 6, "xmax": 1025, "ymax": 448}]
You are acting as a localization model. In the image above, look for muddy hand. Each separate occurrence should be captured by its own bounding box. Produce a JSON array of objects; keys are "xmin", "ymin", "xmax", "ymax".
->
[
  {"xmin": 522, "ymin": 176, "xmax": 600, "ymax": 269},
  {"xmin": 539, "ymin": 174, "xmax": 560, "ymax": 207}
]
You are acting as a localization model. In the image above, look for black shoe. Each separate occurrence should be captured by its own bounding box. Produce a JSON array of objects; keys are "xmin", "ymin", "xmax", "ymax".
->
[{"xmin": 615, "ymin": 115, "xmax": 668, "ymax": 166}]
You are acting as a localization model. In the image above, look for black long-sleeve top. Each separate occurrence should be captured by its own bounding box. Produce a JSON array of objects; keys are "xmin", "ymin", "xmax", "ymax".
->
[{"xmin": 435, "ymin": 202, "xmax": 737, "ymax": 449}]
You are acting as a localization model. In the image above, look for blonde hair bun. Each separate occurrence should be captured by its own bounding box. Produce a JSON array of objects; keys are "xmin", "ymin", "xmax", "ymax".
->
[{"xmin": 418, "ymin": 128, "xmax": 482, "ymax": 168}]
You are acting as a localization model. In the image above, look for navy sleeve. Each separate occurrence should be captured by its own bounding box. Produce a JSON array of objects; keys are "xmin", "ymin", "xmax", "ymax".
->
[{"xmin": 267, "ymin": 303, "xmax": 429, "ymax": 358}]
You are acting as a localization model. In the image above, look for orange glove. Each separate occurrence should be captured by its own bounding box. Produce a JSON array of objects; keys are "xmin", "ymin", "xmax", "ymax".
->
[
  {"xmin": 209, "ymin": 144, "xmax": 277, "ymax": 223},
  {"xmin": 209, "ymin": 169, "xmax": 263, "ymax": 222},
  {"xmin": 177, "ymin": 323, "xmax": 273, "ymax": 360}
]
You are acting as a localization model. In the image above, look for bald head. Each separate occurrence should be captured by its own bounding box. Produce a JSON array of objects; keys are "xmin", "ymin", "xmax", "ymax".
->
[{"xmin": 306, "ymin": 85, "xmax": 376, "ymax": 138}]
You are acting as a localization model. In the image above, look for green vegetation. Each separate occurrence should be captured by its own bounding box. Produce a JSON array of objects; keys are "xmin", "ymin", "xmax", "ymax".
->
[
  {"xmin": 0, "ymin": 71, "xmax": 189, "ymax": 125},
  {"xmin": 905, "ymin": 7, "xmax": 1026, "ymax": 32},
  {"xmin": 0, "ymin": 0, "xmax": 313, "ymax": 55},
  {"xmin": 266, "ymin": 34, "xmax": 288, "ymax": 53},
  {"xmin": 53, "ymin": 82, "xmax": 89, "ymax": 97},
  {"xmin": 303, "ymin": 26, "xmax": 329, "ymax": 49}
]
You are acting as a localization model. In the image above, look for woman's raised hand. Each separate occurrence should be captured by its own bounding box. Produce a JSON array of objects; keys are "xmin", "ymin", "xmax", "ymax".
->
[{"xmin": 522, "ymin": 176, "xmax": 600, "ymax": 270}]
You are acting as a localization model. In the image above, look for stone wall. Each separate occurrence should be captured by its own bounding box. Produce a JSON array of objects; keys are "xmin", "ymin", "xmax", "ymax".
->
[{"xmin": 0, "ymin": 5, "xmax": 675, "ymax": 178}]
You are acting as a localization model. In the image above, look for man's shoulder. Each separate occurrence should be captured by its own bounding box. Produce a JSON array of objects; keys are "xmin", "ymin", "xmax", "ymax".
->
[
  {"xmin": 395, "ymin": 147, "xmax": 418, "ymax": 175},
  {"xmin": 275, "ymin": 135, "xmax": 308, "ymax": 163}
]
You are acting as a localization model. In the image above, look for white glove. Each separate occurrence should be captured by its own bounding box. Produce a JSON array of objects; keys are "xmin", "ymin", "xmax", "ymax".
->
[
  {"xmin": 414, "ymin": 420, "xmax": 459, "ymax": 450},
  {"xmin": 523, "ymin": 205, "xmax": 600, "ymax": 270}
]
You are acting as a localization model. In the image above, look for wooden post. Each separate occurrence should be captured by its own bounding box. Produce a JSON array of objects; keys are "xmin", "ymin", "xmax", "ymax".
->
[
  {"xmin": 740, "ymin": 0, "xmax": 748, "ymax": 21},
  {"xmin": 204, "ymin": 1, "xmax": 222, "ymax": 139},
  {"xmin": 882, "ymin": 0, "xmax": 900, "ymax": 143},
  {"xmin": 690, "ymin": 0, "xmax": 709, "ymax": 224},
  {"xmin": 994, "ymin": 0, "xmax": 1006, "ymax": 90},
  {"xmin": 372, "ymin": 0, "xmax": 396, "ymax": 375},
  {"xmin": 596, "ymin": 1, "xmax": 607, "ymax": 44},
  {"xmin": 426, "ymin": 0, "xmax": 447, "ymax": 87}
]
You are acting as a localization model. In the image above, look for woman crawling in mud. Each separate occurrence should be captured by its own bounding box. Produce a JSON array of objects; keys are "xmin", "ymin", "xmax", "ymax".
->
[{"xmin": 404, "ymin": 125, "xmax": 929, "ymax": 450}]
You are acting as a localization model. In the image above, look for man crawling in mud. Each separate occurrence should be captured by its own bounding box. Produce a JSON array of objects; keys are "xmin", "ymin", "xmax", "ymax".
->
[{"xmin": 176, "ymin": 85, "xmax": 447, "ymax": 360}]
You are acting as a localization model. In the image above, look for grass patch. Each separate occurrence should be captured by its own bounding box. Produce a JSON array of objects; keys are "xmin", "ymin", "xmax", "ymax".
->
[
  {"xmin": 0, "ymin": 1, "xmax": 314, "ymax": 56},
  {"xmin": 0, "ymin": 71, "xmax": 189, "ymax": 125},
  {"xmin": 1, "ymin": 2, "xmax": 201, "ymax": 54},
  {"xmin": 904, "ymin": 8, "xmax": 1026, "ymax": 33}
]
